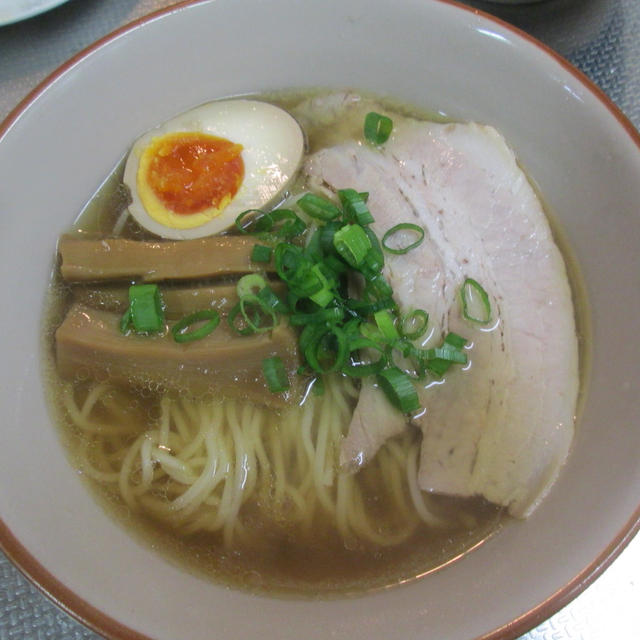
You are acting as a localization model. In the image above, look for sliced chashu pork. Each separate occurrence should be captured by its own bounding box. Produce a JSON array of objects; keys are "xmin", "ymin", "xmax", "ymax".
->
[{"xmin": 303, "ymin": 109, "xmax": 579, "ymax": 518}]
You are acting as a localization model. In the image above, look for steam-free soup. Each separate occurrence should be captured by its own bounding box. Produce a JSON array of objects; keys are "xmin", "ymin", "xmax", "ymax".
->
[{"xmin": 43, "ymin": 89, "xmax": 579, "ymax": 595}]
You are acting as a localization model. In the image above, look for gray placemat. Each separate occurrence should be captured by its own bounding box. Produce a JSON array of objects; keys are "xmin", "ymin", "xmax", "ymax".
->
[{"xmin": 1, "ymin": 1, "xmax": 639, "ymax": 638}]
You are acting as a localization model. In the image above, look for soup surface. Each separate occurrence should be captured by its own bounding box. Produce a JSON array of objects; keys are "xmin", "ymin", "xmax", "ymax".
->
[{"xmin": 43, "ymin": 89, "xmax": 582, "ymax": 595}]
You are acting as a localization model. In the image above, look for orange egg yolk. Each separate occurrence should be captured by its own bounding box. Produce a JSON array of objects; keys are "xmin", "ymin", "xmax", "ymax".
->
[{"xmin": 144, "ymin": 132, "xmax": 244, "ymax": 215}]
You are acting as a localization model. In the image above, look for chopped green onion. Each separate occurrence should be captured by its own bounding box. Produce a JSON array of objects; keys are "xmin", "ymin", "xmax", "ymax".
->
[
  {"xmin": 299, "ymin": 322, "xmax": 326, "ymax": 354},
  {"xmin": 308, "ymin": 263, "xmax": 335, "ymax": 308},
  {"xmin": 418, "ymin": 332, "xmax": 468, "ymax": 377},
  {"xmin": 364, "ymin": 273, "xmax": 393, "ymax": 300},
  {"xmin": 251, "ymin": 244, "xmax": 273, "ymax": 263},
  {"xmin": 342, "ymin": 318, "xmax": 363, "ymax": 338},
  {"xmin": 342, "ymin": 336, "xmax": 388, "ymax": 378},
  {"xmin": 310, "ymin": 289, "xmax": 335, "ymax": 308},
  {"xmin": 444, "ymin": 331, "xmax": 467, "ymax": 349},
  {"xmin": 424, "ymin": 359, "xmax": 450, "ymax": 377},
  {"xmin": 235, "ymin": 208, "xmax": 305, "ymax": 239},
  {"xmin": 274, "ymin": 243, "xmax": 323, "ymax": 297},
  {"xmin": 235, "ymin": 209, "xmax": 269, "ymax": 234},
  {"xmin": 171, "ymin": 310, "xmax": 220, "ymax": 343},
  {"xmin": 237, "ymin": 274, "xmax": 267, "ymax": 298},
  {"xmin": 292, "ymin": 265, "xmax": 325, "ymax": 297},
  {"xmin": 228, "ymin": 295, "xmax": 278, "ymax": 335},
  {"xmin": 286, "ymin": 290, "xmax": 301, "ymax": 315},
  {"xmin": 381, "ymin": 223, "xmax": 425, "ymax": 255},
  {"xmin": 257, "ymin": 285, "xmax": 289, "ymax": 314},
  {"xmin": 269, "ymin": 209, "xmax": 307, "ymax": 239},
  {"xmin": 377, "ymin": 366, "xmax": 420, "ymax": 413},
  {"xmin": 302, "ymin": 325, "xmax": 349, "ymax": 374},
  {"xmin": 262, "ymin": 356, "xmax": 290, "ymax": 393},
  {"xmin": 361, "ymin": 226, "xmax": 385, "ymax": 273},
  {"xmin": 390, "ymin": 339, "xmax": 427, "ymax": 381},
  {"xmin": 289, "ymin": 306, "xmax": 344, "ymax": 326},
  {"xmin": 305, "ymin": 227, "xmax": 324, "ymax": 261},
  {"xmin": 240, "ymin": 295, "xmax": 277, "ymax": 333},
  {"xmin": 319, "ymin": 220, "xmax": 342, "ymax": 254},
  {"xmin": 399, "ymin": 309, "xmax": 429, "ymax": 340},
  {"xmin": 461, "ymin": 278, "xmax": 491, "ymax": 324},
  {"xmin": 364, "ymin": 111, "xmax": 393, "ymax": 145},
  {"xmin": 346, "ymin": 296, "xmax": 396, "ymax": 316},
  {"xmin": 274, "ymin": 242, "xmax": 303, "ymax": 275},
  {"xmin": 392, "ymin": 337, "xmax": 413, "ymax": 358},
  {"xmin": 359, "ymin": 321, "xmax": 384, "ymax": 343},
  {"xmin": 423, "ymin": 345, "xmax": 468, "ymax": 364},
  {"xmin": 297, "ymin": 193, "xmax": 341, "ymax": 221},
  {"xmin": 121, "ymin": 284, "xmax": 165, "ymax": 333},
  {"xmin": 274, "ymin": 243, "xmax": 319, "ymax": 294},
  {"xmin": 338, "ymin": 189, "xmax": 374, "ymax": 225},
  {"xmin": 333, "ymin": 224, "xmax": 372, "ymax": 268},
  {"xmin": 323, "ymin": 253, "xmax": 349, "ymax": 276},
  {"xmin": 227, "ymin": 302, "xmax": 255, "ymax": 336},
  {"xmin": 374, "ymin": 309, "xmax": 399, "ymax": 342}
]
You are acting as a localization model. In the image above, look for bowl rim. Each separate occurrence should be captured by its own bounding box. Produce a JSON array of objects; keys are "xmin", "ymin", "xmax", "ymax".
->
[{"xmin": 1, "ymin": 1, "xmax": 639, "ymax": 639}]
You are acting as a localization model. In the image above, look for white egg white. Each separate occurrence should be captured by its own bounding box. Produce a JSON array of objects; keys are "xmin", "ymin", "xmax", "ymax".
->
[{"xmin": 123, "ymin": 99, "xmax": 305, "ymax": 239}]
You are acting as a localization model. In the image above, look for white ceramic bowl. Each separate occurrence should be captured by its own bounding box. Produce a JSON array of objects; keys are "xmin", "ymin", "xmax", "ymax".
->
[{"xmin": 1, "ymin": 1, "xmax": 639, "ymax": 639}]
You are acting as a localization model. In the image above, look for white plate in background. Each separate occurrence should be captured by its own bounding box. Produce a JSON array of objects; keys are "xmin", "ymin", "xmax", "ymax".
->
[{"xmin": 0, "ymin": 0, "xmax": 70, "ymax": 26}]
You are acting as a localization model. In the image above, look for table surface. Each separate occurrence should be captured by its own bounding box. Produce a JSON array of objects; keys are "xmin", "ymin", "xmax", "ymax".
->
[{"xmin": 0, "ymin": 0, "xmax": 638, "ymax": 638}]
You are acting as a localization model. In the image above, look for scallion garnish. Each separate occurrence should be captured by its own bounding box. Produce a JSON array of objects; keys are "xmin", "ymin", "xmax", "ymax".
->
[
  {"xmin": 228, "ymin": 295, "xmax": 278, "ymax": 335},
  {"xmin": 235, "ymin": 208, "xmax": 306, "ymax": 240},
  {"xmin": 364, "ymin": 272, "xmax": 393, "ymax": 300},
  {"xmin": 364, "ymin": 111, "xmax": 393, "ymax": 145},
  {"xmin": 289, "ymin": 306, "xmax": 344, "ymax": 326},
  {"xmin": 342, "ymin": 337, "xmax": 388, "ymax": 378},
  {"xmin": 373, "ymin": 309, "xmax": 399, "ymax": 342},
  {"xmin": 399, "ymin": 309, "xmax": 429, "ymax": 340},
  {"xmin": 422, "ymin": 345, "xmax": 467, "ymax": 364},
  {"xmin": 361, "ymin": 226, "xmax": 385, "ymax": 273},
  {"xmin": 338, "ymin": 189, "xmax": 374, "ymax": 226},
  {"xmin": 297, "ymin": 193, "xmax": 341, "ymax": 221},
  {"xmin": 308, "ymin": 263, "xmax": 336, "ymax": 308},
  {"xmin": 444, "ymin": 331, "xmax": 467, "ymax": 349},
  {"xmin": 120, "ymin": 284, "xmax": 165, "ymax": 334},
  {"xmin": 235, "ymin": 208, "xmax": 269, "ymax": 234},
  {"xmin": 346, "ymin": 297, "xmax": 395, "ymax": 315},
  {"xmin": 303, "ymin": 325, "xmax": 349, "ymax": 374},
  {"xmin": 251, "ymin": 244, "xmax": 273, "ymax": 263},
  {"xmin": 418, "ymin": 332, "xmax": 468, "ymax": 377},
  {"xmin": 171, "ymin": 310, "xmax": 221, "ymax": 343},
  {"xmin": 262, "ymin": 356, "xmax": 290, "ymax": 393},
  {"xmin": 269, "ymin": 208, "xmax": 307, "ymax": 239},
  {"xmin": 332, "ymin": 223, "xmax": 372, "ymax": 268},
  {"xmin": 237, "ymin": 274, "xmax": 267, "ymax": 298},
  {"xmin": 377, "ymin": 366, "xmax": 421, "ymax": 413},
  {"xmin": 461, "ymin": 278, "xmax": 491, "ymax": 324},
  {"xmin": 241, "ymin": 295, "xmax": 277, "ymax": 333},
  {"xmin": 381, "ymin": 223, "xmax": 425, "ymax": 255},
  {"xmin": 257, "ymin": 285, "xmax": 289, "ymax": 314}
]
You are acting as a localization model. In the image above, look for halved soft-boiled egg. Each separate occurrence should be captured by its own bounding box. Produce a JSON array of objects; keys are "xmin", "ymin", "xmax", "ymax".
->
[{"xmin": 123, "ymin": 99, "xmax": 305, "ymax": 239}]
